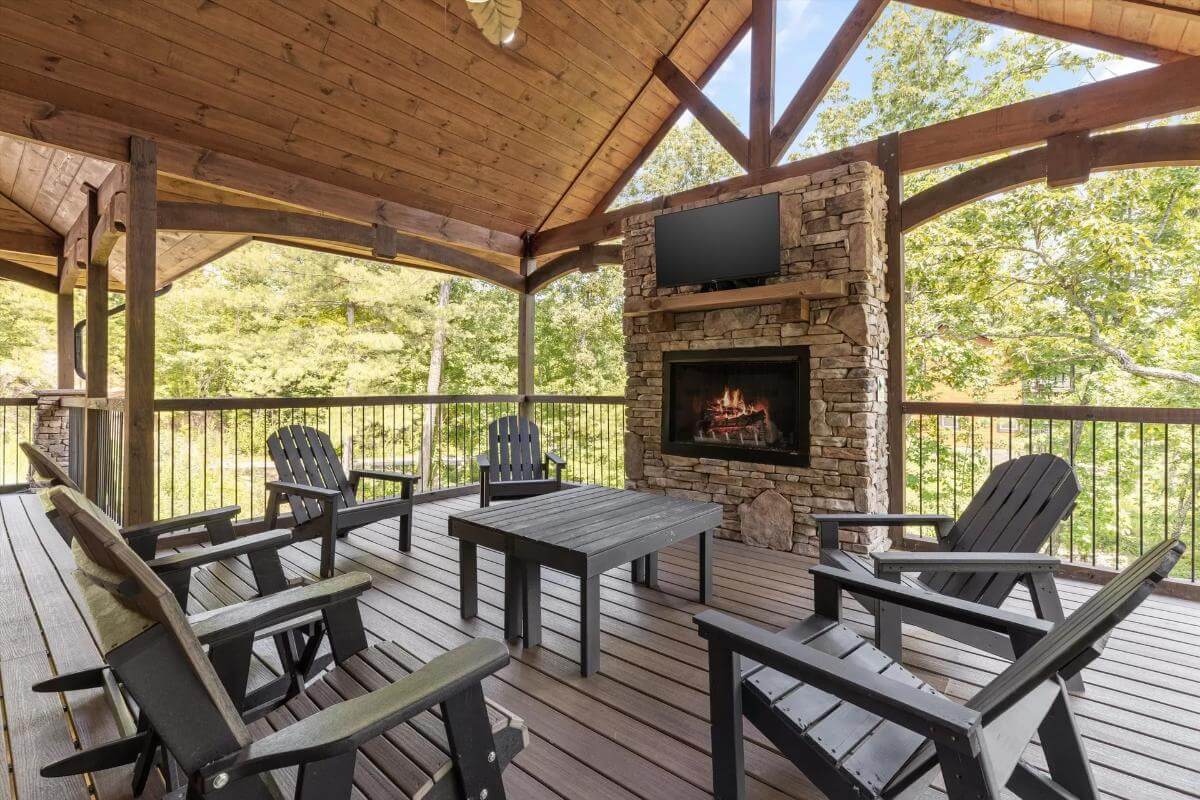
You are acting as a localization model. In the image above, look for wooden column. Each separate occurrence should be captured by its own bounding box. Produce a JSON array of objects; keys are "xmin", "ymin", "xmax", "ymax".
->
[
  {"xmin": 83, "ymin": 186, "xmax": 106, "ymax": 502},
  {"xmin": 56, "ymin": 287, "xmax": 75, "ymax": 389},
  {"xmin": 749, "ymin": 0, "xmax": 777, "ymax": 171},
  {"xmin": 518, "ymin": 256, "xmax": 536, "ymax": 418},
  {"xmin": 879, "ymin": 133, "xmax": 906, "ymax": 545},
  {"xmin": 122, "ymin": 136, "xmax": 157, "ymax": 524}
]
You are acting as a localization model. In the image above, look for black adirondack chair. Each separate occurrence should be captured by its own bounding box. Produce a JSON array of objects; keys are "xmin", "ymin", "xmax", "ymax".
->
[
  {"xmin": 266, "ymin": 425, "xmax": 418, "ymax": 578},
  {"xmin": 44, "ymin": 485, "xmax": 526, "ymax": 800},
  {"xmin": 477, "ymin": 415, "xmax": 565, "ymax": 507},
  {"xmin": 697, "ymin": 534, "xmax": 1184, "ymax": 800},
  {"xmin": 816, "ymin": 453, "xmax": 1080, "ymax": 688}
]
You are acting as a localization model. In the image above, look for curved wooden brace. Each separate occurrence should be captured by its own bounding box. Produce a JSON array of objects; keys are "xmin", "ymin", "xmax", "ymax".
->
[
  {"xmin": 901, "ymin": 125, "xmax": 1200, "ymax": 233},
  {"xmin": 155, "ymin": 202, "xmax": 523, "ymax": 291},
  {"xmin": 525, "ymin": 244, "xmax": 623, "ymax": 294}
]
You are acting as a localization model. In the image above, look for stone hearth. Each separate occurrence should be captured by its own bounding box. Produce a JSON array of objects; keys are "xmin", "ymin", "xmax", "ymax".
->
[{"xmin": 622, "ymin": 162, "xmax": 891, "ymax": 556}]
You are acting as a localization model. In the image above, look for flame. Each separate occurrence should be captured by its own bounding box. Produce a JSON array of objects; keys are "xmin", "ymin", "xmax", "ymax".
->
[{"xmin": 720, "ymin": 386, "xmax": 746, "ymax": 412}]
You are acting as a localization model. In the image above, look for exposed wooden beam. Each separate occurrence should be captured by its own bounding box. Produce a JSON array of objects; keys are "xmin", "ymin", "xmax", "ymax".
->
[
  {"xmin": 535, "ymin": 56, "xmax": 1200, "ymax": 254},
  {"xmin": 83, "ymin": 185, "xmax": 105, "ymax": 503},
  {"xmin": 591, "ymin": 17, "xmax": 752, "ymax": 216},
  {"xmin": 1119, "ymin": 0, "xmax": 1200, "ymax": 23},
  {"xmin": 525, "ymin": 244, "xmax": 623, "ymax": 294},
  {"xmin": 749, "ymin": 0, "xmax": 777, "ymax": 171},
  {"xmin": 122, "ymin": 136, "xmax": 156, "ymax": 525},
  {"xmin": 1046, "ymin": 130, "xmax": 1093, "ymax": 188},
  {"xmin": 157, "ymin": 202, "xmax": 523, "ymax": 290},
  {"xmin": 770, "ymin": 0, "xmax": 889, "ymax": 164},
  {"xmin": 56, "ymin": 287, "xmax": 74, "ymax": 389},
  {"xmin": 901, "ymin": 124, "xmax": 1200, "ymax": 232},
  {"xmin": 653, "ymin": 58, "xmax": 750, "ymax": 170},
  {"xmin": 0, "ymin": 257, "xmax": 56, "ymax": 292},
  {"xmin": 899, "ymin": 0, "xmax": 1188, "ymax": 64},
  {"xmin": 517, "ymin": 256, "xmax": 536, "ymax": 417},
  {"xmin": 0, "ymin": 229, "xmax": 60, "ymax": 257},
  {"xmin": 879, "ymin": 134, "xmax": 905, "ymax": 543},
  {"xmin": 0, "ymin": 90, "xmax": 524, "ymax": 258}
]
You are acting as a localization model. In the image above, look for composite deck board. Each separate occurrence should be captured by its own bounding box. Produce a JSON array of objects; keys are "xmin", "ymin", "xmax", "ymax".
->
[{"xmin": 2, "ymin": 493, "xmax": 1199, "ymax": 800}]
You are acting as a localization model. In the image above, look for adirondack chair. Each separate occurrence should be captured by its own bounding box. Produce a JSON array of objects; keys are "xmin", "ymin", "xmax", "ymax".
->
[
  {"xmin": 22, "ymin": 440, "xmax": 297, "ymax": 613},
  {"xmin": 43, "ymin": 485, "xmax": 526, "ymax": 800},
  {"xmin": 21, "ymin": 440, "xmax": 79, "ymax": 490},
  {"xmin": 816, "ymin": 453, "xmax": 1080, "ymax": 688},
  {"xmin": 697, "ymin": 535, "xmax": 1184, "ymax": 800},
  {"xmin": 477, "ymin": 415, "xmax": 566, "ymax": 507},
  {"xmin": 266, "ymin": 425, "xmax": 419, "ymax": 578}
]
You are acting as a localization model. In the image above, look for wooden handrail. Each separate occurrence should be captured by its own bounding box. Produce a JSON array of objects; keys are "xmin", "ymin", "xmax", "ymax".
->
[{"xmin": 903, "ymin": 401, "xmax": 1200, "ymax": 425}]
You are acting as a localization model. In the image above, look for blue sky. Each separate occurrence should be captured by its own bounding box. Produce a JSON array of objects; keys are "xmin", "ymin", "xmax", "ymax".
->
[{"xmin": 692, "ymin": 0, "xmax": 1150, "ymax": 160}]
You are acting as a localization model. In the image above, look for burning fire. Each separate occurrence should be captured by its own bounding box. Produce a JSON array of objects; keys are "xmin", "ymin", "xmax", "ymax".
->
[{"xmin": 698, "ymin": 386, "xmax": 778, "ymax": 446}]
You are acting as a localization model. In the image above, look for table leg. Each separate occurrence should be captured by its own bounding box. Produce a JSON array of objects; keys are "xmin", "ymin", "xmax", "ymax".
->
[
  {"xmin": 644, "ymin": 552, "xmax": 658, "ymax": 589},
  {"xmin": 522, "ymin": 560, "xmax": 542, "ymax": 649},
  {"xmin": 459, "ymin": 540, "xmax": 478, "ymax": 619},
  {"xmin": 631, "ymin": 556, "xmax": 645, "ymax": 584},
  {"xmin": 580, "ymin": 575, "xmax": 600, "ymax": 677},
  {"xmin": 504, "ymin": 555, "xmax": 524, "ymax": 642},
  {"xmin": 699, "ymin": 530, "xmax": 714, "ymax": 604}
]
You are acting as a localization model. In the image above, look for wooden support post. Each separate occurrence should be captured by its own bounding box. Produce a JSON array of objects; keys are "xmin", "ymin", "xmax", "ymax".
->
[
  {"xmin": 123, "ymin": 136, "xmax": 157, "ymax": 525},
  {"xmin": 879, "ymin": 133, "xmax": 906, "ymax": 546},
  {"xmin": 83, "ymin": 186, "xmax": 106, "ymax": 502},
  {"xmin": 749, "ymin": 0, "xmax": 777, "ymax": 172},
  {"xmin": 56, "ymin": 286, "xmax": 75, "ymax": 389},
  {"xmin": 518, "ymin": 256, "xmax": 535, "ymax": 418}
]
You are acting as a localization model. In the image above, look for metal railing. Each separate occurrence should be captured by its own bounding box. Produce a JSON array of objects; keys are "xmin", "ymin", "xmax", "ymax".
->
[
  {"xmin": 0, "ymin": 398, "xmax": 36, "ymax": 487},
  {"xmin": 147, "ymin": 395, "xmax": 625, "ymax": 521},
  {"xmin": 903, "ymin": 402, "xmax": 1199, "ymax": 581}
]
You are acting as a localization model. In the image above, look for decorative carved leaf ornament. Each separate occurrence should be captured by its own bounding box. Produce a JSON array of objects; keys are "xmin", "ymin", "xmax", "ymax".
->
[{"xmin": 465, "ymin": 0, "xmax": 522, "ymax": 46}]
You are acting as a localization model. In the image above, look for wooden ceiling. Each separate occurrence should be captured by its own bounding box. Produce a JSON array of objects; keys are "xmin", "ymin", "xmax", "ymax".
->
[
  {"xmin": 0, "ymin": 133, "xmax": 247, "ymax": 287},
  {"xmin": 0, "ymin": 0, "xmax": 1196, "ymax": 286}
]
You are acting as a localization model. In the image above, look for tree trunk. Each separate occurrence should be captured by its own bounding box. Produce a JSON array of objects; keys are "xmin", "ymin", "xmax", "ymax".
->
[{"xmin": 420, "ymin": 280, "xmax": 453, "ymax": 486}]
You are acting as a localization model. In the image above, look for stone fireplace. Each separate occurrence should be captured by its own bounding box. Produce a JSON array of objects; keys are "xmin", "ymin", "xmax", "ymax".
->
[{"xmin": 623, "ymin": 161, "xmax": 891, "ymax": 555}]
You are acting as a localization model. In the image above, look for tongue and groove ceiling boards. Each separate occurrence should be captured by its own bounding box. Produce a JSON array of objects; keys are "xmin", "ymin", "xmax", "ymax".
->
[{"xmin": 0, "ymin": 0, "xmax": 1196, "ymax": 287}]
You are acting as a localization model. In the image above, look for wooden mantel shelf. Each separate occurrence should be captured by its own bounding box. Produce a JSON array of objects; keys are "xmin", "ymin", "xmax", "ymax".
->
[{"xmin": 623, "ymin": 278, "xmax": 847, "ymax": 317}]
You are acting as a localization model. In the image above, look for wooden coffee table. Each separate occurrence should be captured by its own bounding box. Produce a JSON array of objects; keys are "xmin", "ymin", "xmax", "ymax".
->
[{"xmin": 449, "ymin": 486, "xmax": 723, "ymax": 676}]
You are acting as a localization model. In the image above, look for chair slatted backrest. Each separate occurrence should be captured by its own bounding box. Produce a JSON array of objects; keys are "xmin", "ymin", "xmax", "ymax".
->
[
  {"xmin": 488, "ymin": 416, "xmax": 544, "ymax": 482},
  {"xmin": 21, "ymin": 442, "xmax": 80, "ymax": 492},
  {"xmin": 267, "ymin": 425, "xmax": 356, "ymax": 525},
  {"xmin": 921, "ymin": 454, "xmax": 1079, "ymax": 605},
  {"xmin": 970, "ymin": 535, "xmax": 1183, "ymax": 721},
  {"xmin": 48, "ymin": 486, "xmax": 255, "ymax": 777}
]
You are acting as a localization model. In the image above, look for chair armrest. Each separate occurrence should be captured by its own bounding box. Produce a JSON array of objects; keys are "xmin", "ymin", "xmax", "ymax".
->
[
  {"xmin": 814, "ymin": 513, "xmax": 955, "ymax": 550},
  {"xmin": 266, "ymin": 481, "xmax": 343, "ymax": 503},
  {"xmin": 694, "ymin": 610, "xmax": 978, "ymax": 746},
  {"xmin": 872, "ymin": 551, "xmax": 1059, "ymax": 575},
  {"xmin": 199, "ymin": 638, "xmax": 510, "ymax": 788},
  {"xmin": 810, "ymin": 565, "xmax": 1055, "ymax": 640},
  {"xmin": 476, "ymin": 453, "xmax": 490, "ymax": 469},
  {"xmin": 545, "ymin": 452, "xmax": 566, "ymax": 467},
  {"xmin": 120, "ymin": 505, "xmax": 241, "ymax": 555},
  {"xmin": 191, "ymin": 572, "xmax": 371, "ymax": 646},
  {"xmin": 145, "ymin": 530, "xmax": 293, "ymax": 574},
  {"xmin": 349, "ymin": 469, "xmax": 418, "ymax": 485}
]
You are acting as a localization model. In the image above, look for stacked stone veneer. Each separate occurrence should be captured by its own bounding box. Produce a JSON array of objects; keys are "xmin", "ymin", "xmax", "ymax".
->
[
  {"xmin": 32, "ymin": 390, "xmax": 81, "ymax": 475},
  {"xmin": 622, "ymin": 162, "xmax": 892, "ymax": 556}
]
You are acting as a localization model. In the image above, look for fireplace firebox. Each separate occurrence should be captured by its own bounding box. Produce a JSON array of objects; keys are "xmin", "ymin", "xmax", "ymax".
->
[{"xmin": 662, "ymin": 346, "xmax": 810, "ymax": 466}]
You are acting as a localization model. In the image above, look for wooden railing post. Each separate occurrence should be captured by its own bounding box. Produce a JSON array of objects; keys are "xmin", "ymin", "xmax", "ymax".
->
[
  {"xmin": 83, "ymin": 185, "xmax": 106, "ymax": 502},
  {"xmin": 518, "ymin": 255, "xmax": 536, "ymax": 419},
  {"xmin": 879, "ymin": 133, "xmax": 906, "ymax": 546},
  {"xmin": 122, "ymin": 136, "xmax": 157, "ymax": 524}
]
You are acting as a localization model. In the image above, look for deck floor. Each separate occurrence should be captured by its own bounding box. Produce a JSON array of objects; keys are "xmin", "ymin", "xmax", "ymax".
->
[{"xmin": 2, "ymin": 491, "xmax": 1199, "ymax": 800}]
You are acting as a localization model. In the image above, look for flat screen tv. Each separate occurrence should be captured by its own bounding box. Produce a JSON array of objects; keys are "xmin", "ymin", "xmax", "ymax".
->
[{"xmin": 654, "ymin": 193, "xmax": 780, "ymax": 288}]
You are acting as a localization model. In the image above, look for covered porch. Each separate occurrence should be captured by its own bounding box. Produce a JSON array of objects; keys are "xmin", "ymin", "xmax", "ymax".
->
[{"xmin": 4, "ymin": 490, "xmax": 1197, "ymax": 800}]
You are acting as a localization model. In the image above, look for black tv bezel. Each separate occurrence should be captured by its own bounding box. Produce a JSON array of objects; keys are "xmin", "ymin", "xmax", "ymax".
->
[{"xmin": 652, "ymin": 193, "xmax": 781, "ymax": 289}]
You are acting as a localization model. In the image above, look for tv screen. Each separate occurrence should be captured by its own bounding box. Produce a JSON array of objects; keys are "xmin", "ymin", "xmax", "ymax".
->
[{"xmin": 654, "ymin": 193, "xmax": 780, "ymax": 288}]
